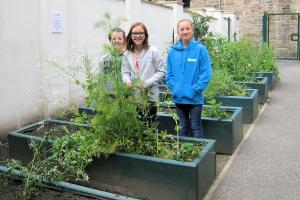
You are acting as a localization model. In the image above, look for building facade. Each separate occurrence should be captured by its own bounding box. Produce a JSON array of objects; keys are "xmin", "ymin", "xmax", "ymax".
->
[{"xmin": 155, "ymin": 0, "xmax": 300, "ymax": 58}]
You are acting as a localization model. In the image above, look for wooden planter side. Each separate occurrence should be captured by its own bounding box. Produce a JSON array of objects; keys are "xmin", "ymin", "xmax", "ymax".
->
[
  {"xmin": 8, "ymin": 119, "xmax": 85, "ymax": 164},
  {"xmin": 157, "ymin": 106, "xmax": 243, "ymax": 154},
  {"xmin": 215, "ymin": 89, "xmax": 258, "ymax": 124},
  {"xmin": 8, "ymin": 120, "xmax": 216, "ymax": 200},
  {"xmin": 87, "ymin": 137, "xmax": 216, "ymax": 200},
  {"xmin": 236, "ymin": 77, "xmax": 268, "ymax": 103},
  {"xmin": 202, "ymin": 106, "xmax": 243, "ymax": 154}
]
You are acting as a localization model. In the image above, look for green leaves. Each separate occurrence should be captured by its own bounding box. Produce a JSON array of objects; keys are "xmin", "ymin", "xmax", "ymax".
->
[
  {"xmin": 202, "ymin": 99, "xmax": 230, "ymax": 120},
  {"xmin": 256, "ymin": 43, "xmax": 279, "ymax": 76},
  {"xmin": 192, "ymin": 14, "xmax": 213, "ymax": 42},
  {"xmin": 94, "ymin": 12, "xmax": 126, "ymax": 34},
  {"xmin": 205, "ymin": 68, "xmax": 247, "ymax": 99}
]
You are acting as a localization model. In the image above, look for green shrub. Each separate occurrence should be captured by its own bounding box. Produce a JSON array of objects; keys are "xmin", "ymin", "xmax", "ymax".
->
[
  {"xmin": 213, "ymin": 39, "xmax": 258, "ymax": 82},
  {"xmin": 254, "ymin": 42, "xmax": 279, "ymax": 76},
  {"xmin": 202, "ymin": 99, "xmax": 230, "ymax": 120},
  {"xmin": 205, "ymin": 69, "xmax": 248, "ymax": 99},
  {"xmin": 192, "ymin": 13, "xmax": 213, "ymax": 42}
]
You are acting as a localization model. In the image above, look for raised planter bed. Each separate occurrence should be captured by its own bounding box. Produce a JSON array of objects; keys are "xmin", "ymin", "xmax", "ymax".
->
[
  {"xmin": 235, "ymin": 77, "xmax": 268, "ymax": 103},
  {"xmin": 214, "ymin": 89, "xmax": 258, "ymax": 124},
  {"xmin": 157, "ymin": 106, "xmax": 243, "ymax": 154},
  {"xmin": 249, "ymin": 72, "xmax": 277, "ymax": 90},
  {"xmin": 0, "ymin": 165, "xmax": 137, "ymax": 200},
  {"xmin": 8, "ymin": 119, "xmax": 216, "ymax": 200}
]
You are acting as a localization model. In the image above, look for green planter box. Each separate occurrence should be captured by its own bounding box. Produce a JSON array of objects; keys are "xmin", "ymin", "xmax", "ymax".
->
[
  {"xmin": 249, "ymin": 72, "xmax": 277, "ymax": 90},
  {"xmin": 236, "ymin": 77, "xmax": 268, "ymax": 103},
  {"xmin": 8, "ymin": 119, "xmax": 216, "ymax": 200},
  {"xmin": 157, "ymin": 106, "xmax": 243, "ymax": 154},
  {"xmin": 215, "ymin": 89, "xmax": 258, "ymax": 124},
  {"xmin": 79, "ymin": 104, "xmax": 96, "ymax": 115}
]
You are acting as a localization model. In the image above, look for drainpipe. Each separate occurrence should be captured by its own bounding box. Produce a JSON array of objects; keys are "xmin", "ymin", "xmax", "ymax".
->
[{"xmin": 228, "ymin": 17, "xmax": 231, "ymax": 41}]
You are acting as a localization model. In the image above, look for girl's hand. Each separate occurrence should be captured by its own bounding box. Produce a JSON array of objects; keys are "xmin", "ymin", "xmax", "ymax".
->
[{"xmin": 137, "ymin": 82, "xmax": 146, "ymax": 89}]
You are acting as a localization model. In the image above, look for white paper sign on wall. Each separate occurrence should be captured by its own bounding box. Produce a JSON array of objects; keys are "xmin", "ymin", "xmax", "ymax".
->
[{"xmin": 51, "ymin": 11, "xmax": 63, "ymax": 33}]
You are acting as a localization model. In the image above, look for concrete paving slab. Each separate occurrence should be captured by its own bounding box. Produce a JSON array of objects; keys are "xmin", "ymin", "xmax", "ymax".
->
[{"xmin": 206, "ymin": 61, "xmax": 300, "ymax": 200}]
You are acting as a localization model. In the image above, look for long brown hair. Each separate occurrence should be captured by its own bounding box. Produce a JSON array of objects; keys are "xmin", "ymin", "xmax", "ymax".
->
[{"xmin": 126, "ymin": 22, "xmax": 149, "ymax": 52}]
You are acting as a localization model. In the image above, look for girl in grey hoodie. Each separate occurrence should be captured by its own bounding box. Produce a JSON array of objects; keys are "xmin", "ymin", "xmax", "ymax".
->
[{"xmin": 121, "ymin": 22, "xmax": 165, "ymax": 122}]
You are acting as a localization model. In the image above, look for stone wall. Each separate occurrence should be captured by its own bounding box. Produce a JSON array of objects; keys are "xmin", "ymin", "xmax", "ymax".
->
[
  {"xmin": 268, "ymin": 13, "xmax": 298, "ymax": 58},
  {"xmin": 188, "ymin": 0, "xmax": 297, "ymax": 42},
  {"xmin": 163, "ymin": 0, "xmax": 299, "ymax": 58}
]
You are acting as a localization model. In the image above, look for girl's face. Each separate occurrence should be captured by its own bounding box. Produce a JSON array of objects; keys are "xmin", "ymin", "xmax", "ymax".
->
[
  {"xmin": 131, "ymin": 26, "xmax": 145, "ymax": 46},
  {"xmin": 111, "ymin": 31, "xmax": 125, "ymax": 51},
  {"xmin": 178, "ymin": 21, "xmax": 193, "ymax": 42}
]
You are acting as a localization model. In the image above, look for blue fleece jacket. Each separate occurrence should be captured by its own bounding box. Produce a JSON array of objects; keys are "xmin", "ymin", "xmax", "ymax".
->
[{"xmin": 166, "ymin": 38, "xmax": 212, "ymax": 105}]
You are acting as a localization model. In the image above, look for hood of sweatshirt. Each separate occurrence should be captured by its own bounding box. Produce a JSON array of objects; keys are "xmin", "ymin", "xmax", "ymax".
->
[
  {"xmin": 170, "ymin": 38, "xmax": 200, "ymax": 74},
  {"xmin": 171, "ymin": 38, "xmax": 200, "ymax": 51}
]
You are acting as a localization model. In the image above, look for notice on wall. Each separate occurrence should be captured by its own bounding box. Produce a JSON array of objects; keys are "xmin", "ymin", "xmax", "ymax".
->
[{"xmin": 51, "ymin": 11, "xmax": 63, "ymax": 33}]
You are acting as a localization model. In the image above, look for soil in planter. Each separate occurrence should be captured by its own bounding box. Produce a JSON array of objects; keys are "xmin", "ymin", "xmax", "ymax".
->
[
  {"xmin": 28, "ymin": 124, "xmax": 80, "ymax": 138},
  {"xmin": 0, "ymin": 141, "xmax": 104, "ymax": 200},
  {"xmin": 53, "ymin": 108, "xmax": 93, "ymax": 124}
]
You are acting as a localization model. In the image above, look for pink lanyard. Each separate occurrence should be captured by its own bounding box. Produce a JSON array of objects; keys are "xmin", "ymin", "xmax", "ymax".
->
[{"xmin": 133, "ymin": 55, "xmax": 140, "ymax": 72}]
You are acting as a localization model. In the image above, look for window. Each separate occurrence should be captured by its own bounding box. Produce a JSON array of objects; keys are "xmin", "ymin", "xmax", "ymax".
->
[{"xmin": 183, "ymin": 0, "xmax": 190, "ymax": 8}]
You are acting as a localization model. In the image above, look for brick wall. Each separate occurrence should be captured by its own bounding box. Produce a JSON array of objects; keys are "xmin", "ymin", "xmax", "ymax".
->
[
  {"xmin": 156, "ymin": 0, "xmax": 299, "ymax": 58},
  {"xmin": 189, "ymin": 0, "xmax": 297, "ymax": 41},
  {"xmin": 189, "ymin": 0, "xmax": 299, "ymax": 58}
]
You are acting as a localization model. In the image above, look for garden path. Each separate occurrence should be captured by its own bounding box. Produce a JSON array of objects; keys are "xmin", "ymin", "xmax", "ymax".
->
[{"xmin": 205, "ymin": 60, "xmax": 300, "ymax": 200}]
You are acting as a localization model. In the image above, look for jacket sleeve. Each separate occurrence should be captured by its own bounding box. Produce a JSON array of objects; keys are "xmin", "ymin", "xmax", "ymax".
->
[
  {"xmin": 192, "ymin": 47, "xmax": 212, "ymax": 93},
  {"xmin": 99, "ymin": 54, "xmax": 108, "ymax": 74},
  {"xmin": 121, "ymin": 53, "xmax": 132, "ymax": 84},
  {"xmin": 144, "ymin": 48, "xmax": 165, "ymax": 87},
  {"xmin": 166, "ymin": 50, "xmax": 175, "ymax": 90}
]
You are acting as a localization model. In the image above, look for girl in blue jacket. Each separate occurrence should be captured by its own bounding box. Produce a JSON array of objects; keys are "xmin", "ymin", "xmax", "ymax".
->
[{"xmin": 166, "ymin": 19, "xmax": 212, "ymax": 138}]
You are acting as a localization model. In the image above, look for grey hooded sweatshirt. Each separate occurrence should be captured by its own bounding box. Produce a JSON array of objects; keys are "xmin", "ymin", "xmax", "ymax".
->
[{"xmin": 121, "ymin": 45, "xmax": 165, "ymax": 101}]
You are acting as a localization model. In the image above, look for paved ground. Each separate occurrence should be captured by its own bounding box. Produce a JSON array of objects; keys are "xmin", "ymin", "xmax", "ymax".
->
[{"xmin": 205, "ymin": 60, "xmax": 300, "ymax": 200}]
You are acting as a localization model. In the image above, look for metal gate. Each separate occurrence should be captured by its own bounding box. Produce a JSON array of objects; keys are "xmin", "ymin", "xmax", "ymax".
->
[{"xmin": 263, "ymin": 13, "xmax": 300, "ymax": 60}]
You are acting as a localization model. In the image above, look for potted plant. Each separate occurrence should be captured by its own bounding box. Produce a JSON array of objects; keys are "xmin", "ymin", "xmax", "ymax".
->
[
  {"xmin": 205, "ymin": 69, "xmax": 258, "ymax": 124},
  {"xmin": 157, "ymin": 100, "xmax": 243, "ymax": 155},
  {"xmin": 235, "ymin": 76, "xmax": 268, "ymax": 103},
  {"xmin": 248, "ymin": 43, "xmax": 279, "ymax": 90}
]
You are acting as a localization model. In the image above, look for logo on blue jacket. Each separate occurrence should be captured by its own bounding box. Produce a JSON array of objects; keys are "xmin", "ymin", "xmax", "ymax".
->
[{"xmin": 187, "ymin": 58, "xmax": 197, "ymax": 62}]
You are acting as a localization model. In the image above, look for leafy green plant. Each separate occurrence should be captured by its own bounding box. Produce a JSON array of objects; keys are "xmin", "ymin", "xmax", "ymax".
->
[
  {"xmin": 202, "ymin": 99, "xmax": 230, "ymax": 120},
  {"xmin": 252, "ymin": 42, "xmax": 279, "ymax": 76},
  {"xmin": 201, "ymin": 32, "xmax": 228, "ymax": 68},
  {"xmin": 192, "ymin": 13, "xmax": 213, "ymax": 43},
  {"xmin": 94, "ymin": 12, "xmax": 126, "ymax": 33},
  {"xmin": 55, "ymin": 106, "xmax": 90, "ymax": 124},
  {"xmin": 205, "ymin": 68, "xmax": 248, "ymax": 99},
  {"xmin": 6, "ymin": 132, "xmax": 94, "ymax": 200},
  {"xmin": 213, "ymin": 39, "xmax": 259, "ymax": 82}
]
